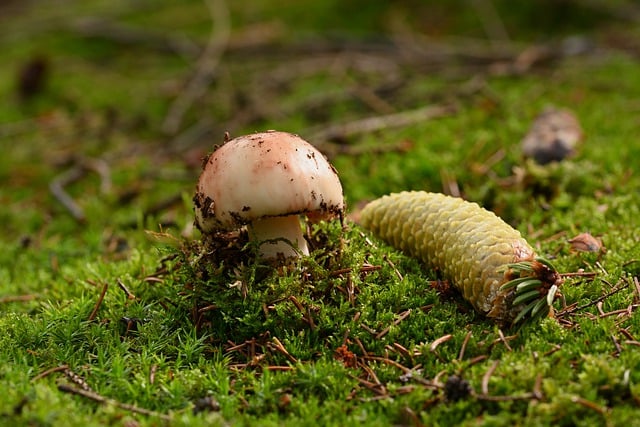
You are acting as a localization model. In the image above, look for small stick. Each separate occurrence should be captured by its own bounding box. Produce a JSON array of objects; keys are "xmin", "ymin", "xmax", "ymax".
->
[
  {"xmin": 354, "ymin": 337, "xmax": 369, "ymax": 357},
  {"xmin": 359, "ymin": 323, "xmax": 379, "ymax": 336},
  {"xmin": 468, "ymin": 355, "xmax": 488, "ymax": 366},
  {"xmin": 611, "ymin": 334, "xmax": 622, "ymax": 355},
  {"xmin": 481, "ymin": 360, "xmax": 500, "ymax": 395},
  {"xmin": 619, "ymin": 327, "xmax": 636, "ymax": 341},
  {"xmin": 197, "ymin": 304, "xmax": 218, "ymax": 313},
  {"xmin": 31, "ymin": 365, "xmax": 69, "ymax": 382},
  {"xmin": 162, "ymin": 0, "xmax": 231, "ymax": 134},
  {"xmin": 570, "ymin": 395, "xmax": 610, "ymax": 417},
  {"xmin": 633, "ymin": 276, "xmax": 640, "ymax": 302},
  {"xmin": 270, "ymin": 337, "xmax": 298, "ymax": 364},
  {"xmin": 0, "ymin": 294, "xmax": 37, "ymax": 304},
  {"xmin": 392, "ymin": 342, "xmax": 413, "ymax": 363},
  {"xmin": 458, "ymin": 330, "xmax": 473, "ymax": 361},
  {"xmin": 307, "ymin": 104, "xmax": 455, "ymax": 144},
  {"xmin": 58, "ymin": 383, "xmax": 172, "ymax": 421},
  {"xmin": 384, "ymin": 255, "xmax": 403, "ymax": 282},
  {"xmin": 429, "ymin": 334, "xmax": 453, "ymax": 353},
  {"xmin": 64, "ymin": 368, "xmax": 93, "ymax": 392},
  {"xmin": 329, "ymin": 263, "xmax": 381, "ymax": 277},
  {"xmin": 49, "ymin": 166, "xmax": 86, "ymax": 222},
  {"xmin": 224, "ymin": 341, "xmax": 247, "ymax": 353},
  {"xmin": 560, "ymin": 271, "xmax": 597, "ymax": 278},
  {"xmin": 543, "ymin": 344, "xmax": 562, "ymax": 357},
  {"xmin": 376, "ymin": 309, "xmax": 411, "ymax": 339},
  {"xmin": 475, "ymin": 392, "xmax": 535, "ymax": 402},
  {"xmin": 265, "ymin": 365, "xmax": 294, "ymax": 371},
  {"xmin": 358, "ymin": 361, "xmax": 385, "ymax": 389},
  {"xmin": 341, "ymin": 328, "xmax": 351, "ymax": 347},
  {"xmin": 287, "ymin": 296, "xmax": 316, "ymax": 329},
  {"xmin": 49, "ymin": 157, "xmax": 112, "ymax": 223},
  {"xmin": 361, "ymin": 355, "xmax": 413, "ymax": 375},
  {"xmin": 558, "ymin": 282, "xmax": 629, "ymax": 317},
  {"xmin": 350, "ymin": 374, "xmax": 387, "ymax": 397},
  {"xmin": 599, "ymin": 306, "xmax": 638, "ymax": 318},
  {"xmin": 470, "ymin": 0, "xmax": 510, "ymax": 46},
  {"xmin": 346, "ymin": 274, "xmax": 355, "ymax": 306},
  {"xmin": 497, "ymin": 329, "xmax": 513, "ymax": 352},
  {"xmin": 88, "ymin": 282, "xmax": 109, "ymax": 322},
  {"xmin": 149, "ymin": 364, "xmax": 157, "ymax": 385},
  {"xmin": 117, "ymin": 279, "xmax": 136, "ymax": 300},
  {"xmin": 532, "ymin": 373, "xmax": 544, "ymax": 400},
  {"xmin": 71, "ymin": 17, "xmax": 201, "ymax": 59}
]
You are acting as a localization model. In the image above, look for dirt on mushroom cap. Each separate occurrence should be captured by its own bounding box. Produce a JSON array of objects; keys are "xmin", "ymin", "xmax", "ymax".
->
[{"xmin": 194, "ymin": 131, "xmax": 344, "ymax": 232}]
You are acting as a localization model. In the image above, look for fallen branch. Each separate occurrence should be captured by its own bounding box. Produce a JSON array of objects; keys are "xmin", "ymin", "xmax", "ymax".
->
[
  {"xmin": 307, "ymin": 104, "xmax": 456, "ymax": 146},
  {"xmin": 58, "ymin": 383, "xmax": 172, "ymax": 422},
  {"xmin": 162, "ymin": 0, "xmax": 231, "ymax": 134}
]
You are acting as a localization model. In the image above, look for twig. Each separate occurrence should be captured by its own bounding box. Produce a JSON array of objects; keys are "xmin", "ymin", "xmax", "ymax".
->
[
  {"xmin": 149, "ymin": 364, "xmax": 157, "ymax": 385},
  {"xmin": 84, "ymin": 157, "xmax": 112, "ymax": 194},
  {"xmin": 88, "ymin": 282, "xmax": 109, "ymax": 322},
  {"xmin": 307, "ymin": 104, "xmax": 456, "ymax": 145},
  {"xmin": 31, "ymin": 365, "xmax": 69, "ymax": 382},
  {"xmin": 481, "ymin": 360, "xmax": 499, "ymax": 395},
  {"xmin": 270, "ymin": 337, "xmax": 298, "ymax": 364},
  {"xmin": 532, "ymin": 373, "xmax": 544, "ymax": 400},
  {"xmin": 458, "ymin": 330, "xmax": 473, "ymax": 361},
  {"xmin": 71, "ymin": 17, "xmax": 201, "ymax": 59},
  {"xmin": 354, "ymin": 336, "xmax": 369, "ymax": 357},
  {"xmin": 470, "ymin": 0, "xmax": 510, "ymax": 47},
  {"xmin": 117, "ymin": 279, "xmax": 136, "ymax": 300},
  {"xmin": 49, "ymin": 157, "xmax": 112, "ymax": 223},
  {"xmin": 392, "ymin": 342, "xmax": 413, "ymax": 364},
  {"xmin": 329, "ymin": 263, "xmax": 381, "ymax": 277},
  {"xmin": 570, "ymin": 395, "xmax": 611, "ymax": 421},
  {"xmin": 288, "ymin": 296, "xmax": 316, "ymax": 329},
  {"xmin": 64, "ymin": 368, "xmax": 93, "ymax": 392},
  {"xmin": 359, "ymin": 323, "xmax": 379, "ymax": 336},
  {"xmin": 497, "ymin": 329, "xmax": 513, "ymax": 352},
  {"xmin": 384, "ymin": 255, "xmax": 404, "ymax": 282},
  {"xmin": 360, "ymin": 355, "xmax": 414, "ymax": 375},
  {"xmin": 162, "ymin": 0, "xmax": 231, "ymax": 134},
  {"xmin": 49, "ymin": 166, "xmax": 86, "ymax": 223},
  {"xmin": 611, "ymin": 334, "xmax": 622, "ymax": 355},
  {"xmin": 376, "ymin": 309, "xmax": 412, "ymax": 339},
  {"xmin": 0, "ymin": 294, "xmax": 37, "ymax": 303},
  {"xmin": 475, "ymin": 392, "xmax": 536, "ymax": 402},
  {"xmin": 557, "ymin": 281, "xmax": 629, "ymax": 317},
  {"xmin": 58, "ymin": 383, "xmax": 172, "ymax": 421},
  {"xmin": 429, "ymin": 334, "xmax": 453, "ymax": 353},
  {"xmin": 351, "ymin": 373, "xmax": 387, "ymax": 397},
  {"xmin": 619, "ymin": 327, "xmax": 636, "ymax": 341}
]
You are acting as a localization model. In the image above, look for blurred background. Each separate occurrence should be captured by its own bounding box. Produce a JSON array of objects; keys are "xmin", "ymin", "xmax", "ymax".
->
[{"xmin": 1, "ymin": 0, "xmax": 640, "ymax": 247}]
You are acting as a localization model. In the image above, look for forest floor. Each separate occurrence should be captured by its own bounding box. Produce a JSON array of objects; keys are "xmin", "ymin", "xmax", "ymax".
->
[{"xmin": 2, "ymin": 1, "xmax": 640, "ymax": 425}]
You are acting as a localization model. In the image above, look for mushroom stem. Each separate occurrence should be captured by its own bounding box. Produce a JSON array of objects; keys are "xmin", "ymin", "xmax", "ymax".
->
[{"xmin": 249, "ymin": 215, "xmax": 309, "ymax": 258}]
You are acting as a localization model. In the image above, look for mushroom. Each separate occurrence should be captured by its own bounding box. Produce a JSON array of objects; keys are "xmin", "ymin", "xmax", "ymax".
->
[{"xmin": 194, "ymin": 131, "xmax": 344, "ymax": 259}]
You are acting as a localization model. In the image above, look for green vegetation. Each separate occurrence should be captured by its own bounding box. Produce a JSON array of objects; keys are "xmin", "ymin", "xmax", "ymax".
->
[{"xmin": 2, "ymin": 0, "xmax": 640, "ymax": 425}]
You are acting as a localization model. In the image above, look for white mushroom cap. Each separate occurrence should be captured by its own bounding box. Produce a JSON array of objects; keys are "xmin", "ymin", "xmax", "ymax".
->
[{"xmin": 194, "ymin": 131, "xmax": 344, "ymax": 258}]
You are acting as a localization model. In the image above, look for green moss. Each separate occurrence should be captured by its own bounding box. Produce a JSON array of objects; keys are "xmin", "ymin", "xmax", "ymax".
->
[{"xmin": 2, "ymin": 0, "xmax": 640, "ymax": 425}]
